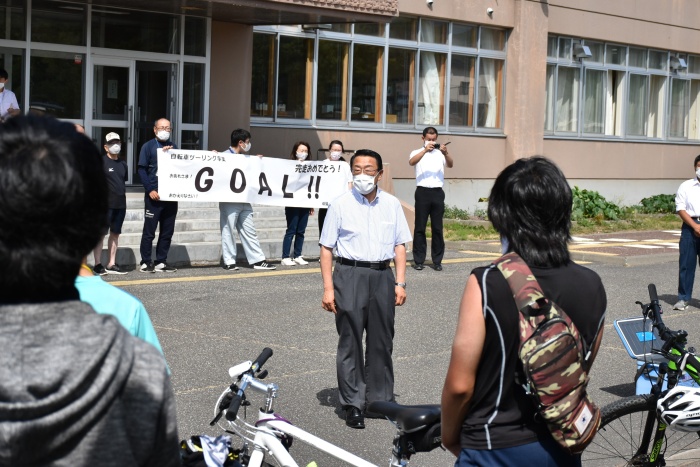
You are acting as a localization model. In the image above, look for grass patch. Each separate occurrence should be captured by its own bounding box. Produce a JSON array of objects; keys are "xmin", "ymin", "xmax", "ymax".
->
[{"xmin": 430, "ymin": 213, "xmax": 680, "ymax": 242}]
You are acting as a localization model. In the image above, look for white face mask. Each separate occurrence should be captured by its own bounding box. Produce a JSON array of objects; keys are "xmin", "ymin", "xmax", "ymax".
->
[
  {"xmin": 695, "ymin": 168, "xmax": 700, "ymax": 179},
  {"xmin": 353, "ymin": 173, "xmax": 378, "ymax": 195},
  {"xmin": 296, "ymin": 152, "xmax": 308, "ymax": 161},
  {"xmin": 330, "ymin": 151, "xmax": 342, "ymax": 161},
  {"xmin": 424, "ymin": 140, "xmax": 436, "ymax": 148},
  {"xmin": 0, "ymin": 83, "xmax": 5, "ymax": 90},
  {"xmin": 108, "ymin": 144, "xmax": 121, "ymax": 155},
  {"xmin": 156, "ymin": 130, "xmax": 170, "ymax": 141},
  {"xmin": 242, "ymin": 142, "xmax": 251, "ymax": 153}
]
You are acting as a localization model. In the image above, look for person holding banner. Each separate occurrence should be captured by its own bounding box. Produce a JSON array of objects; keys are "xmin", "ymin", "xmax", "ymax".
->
[
  {"xmin": 281, "ymin": 141, "xmax": 315, "ymax": 267},
  {"xmin": 219, "ymin": 128, "xmax": 277, "ymax": 271},
  {"xmin": 138, "ymin": 118, "xmax": 179, "ymax": 273},
  {"xmin": 318, "ymin": 140, "xmax": 353, "ymax": 236},
  {"xmin": 320, "ymin": 149, "xmax": 411, "ymax": 429}
]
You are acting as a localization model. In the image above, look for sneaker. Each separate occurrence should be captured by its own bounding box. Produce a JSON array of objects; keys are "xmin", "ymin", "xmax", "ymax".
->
[
  {"xmin": 93, "ymin": 263, "xmax": 107, "ymax": 276},
  {"xmin": 673, "ymin": 300, "xmax": 689, "ymax": 310},
  {"xmin": 294, "ymin": 256, "xmax": 309, "ymax": 265},
  {"xmin": 105, "ymin": 264, "xmax": 128, "ymax": 275},
  {"xmin": 223, "ymin": 264, "xmax": 239, "ymax": 271},
  {"xmin": 413, "ymin": 263, "xmax": 424, "ymax": 271},
  {"xmin": 281, "ymin": 258, "xmax": 296, "ymax": 266},
  {"xmin": 139, "ymin": 262, "xmax": 155, "ymax": 273},
  {"xmin": 253, "ymin": 261, "xmax": 277, "ymax": 270},
  {"xmin": 154, "ymin": 262, "xmax": 177, "ymax": 273}
]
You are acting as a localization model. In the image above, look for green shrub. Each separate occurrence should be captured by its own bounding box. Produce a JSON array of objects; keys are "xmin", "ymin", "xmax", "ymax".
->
[
  {"xmin": 571, "ymin": 187, "xmax": 622, "ymax": 221},
  {"xmin": 444, "ymin": 205, "xmax": 471, "ymax": 220},
  {"xmin": 638, "ymin": 194, "xmax": 675, "ymax": 214}
]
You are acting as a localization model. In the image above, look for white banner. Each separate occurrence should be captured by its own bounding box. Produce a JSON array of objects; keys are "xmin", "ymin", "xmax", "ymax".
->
[{"xmin": 157, "ymin": 149, "xmax": 350, "ymax": 208}]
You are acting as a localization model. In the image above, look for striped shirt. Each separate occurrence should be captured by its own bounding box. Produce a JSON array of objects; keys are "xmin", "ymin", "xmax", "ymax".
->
[{"xmin": 319, "ymin": 188, "xmax": 412, "ymax": 261}]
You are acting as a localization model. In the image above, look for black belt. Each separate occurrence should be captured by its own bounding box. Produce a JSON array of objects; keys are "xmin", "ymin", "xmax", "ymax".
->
[{"xmin": 336, "ymin": 257, "xmax": 391, "ymax": 270}]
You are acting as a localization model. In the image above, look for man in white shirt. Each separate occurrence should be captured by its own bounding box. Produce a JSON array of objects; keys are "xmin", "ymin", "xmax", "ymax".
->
[
  {"xmin": 0, "ymin": 68, "xmax": 20, "ymax": 122},
  {"xmin": 408, "ymin": 126, "xmax": 454, "ymax": 271},
  {"xmin": 674, "ymin": 154, "xmax": 700, "ymax": 310},
  {"xmin": 320, "ymin": 149, "xmax": 411, "ymax": 429}
]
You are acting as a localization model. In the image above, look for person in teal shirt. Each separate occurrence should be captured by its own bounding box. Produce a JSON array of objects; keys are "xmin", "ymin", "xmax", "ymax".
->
[{"xmin": 76, "ymin": 261, "xmax": 165, "ymax": 357}]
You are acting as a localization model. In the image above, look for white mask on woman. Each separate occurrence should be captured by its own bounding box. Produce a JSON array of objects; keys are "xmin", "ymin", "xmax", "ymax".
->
[
  {"xmin": 296, "ymin": 152, "xmax": 308, "ymax": 161},
  {"xmin": 330, "ymin": 151, "xmax": 342, "ymax": 161}
]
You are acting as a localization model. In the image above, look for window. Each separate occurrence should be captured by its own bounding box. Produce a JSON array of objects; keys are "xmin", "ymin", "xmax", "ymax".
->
[
  {"xmin": 450, "ymin": 55, "xmax": 475, "ymax": 127},
  {"xmin": 252, "ymin": 19, "xmax": 506, "ymax": 132},
  {"xmin": 184, "ymin": 17, "xmax": 207, "ymax": 57},
  {"xmin": 91, "ymin": 8, "xmax": 180, "ymax": 54},
  {"xmin": 317, "ymin": 40, "xmax": 349, "ymax": 121},
  {"xmin": 477, "ymin": 57, "xmax": 503, "ymax": 128},
  {"xmin": 545, "ymin": 35, "xmax": 700, "ymax": 141},
  {"xmin": 277, "ymin": 36, "xmax": 313, "ymax": 119},
  {"xmin": 351, "ymin": 44, "xmax": 383, "ymax": 123},
  {"xmin": 251, "ymin": 34, "xmax": 274, "ymax": 118},
  {"xmin": 32, "ymin": 0, "xmax": 86, "ymax": 46},
  {"xmin": 183, "ymin": 63, "xmax": 204, "ymax": 124},
  {"xmin": 418, "ymin": 51, "xmax": 446, "ymax": 125},
  {"xmin": 30, "ymin": 50, "xmax": 84, "ymax": 119},
  {"xmin": 0, "ymin": 2, "xmax": 25, "ymax": 41},
  {"xmin": 386, "ymin": 48, "xmax": 415, "ymax": 124}
]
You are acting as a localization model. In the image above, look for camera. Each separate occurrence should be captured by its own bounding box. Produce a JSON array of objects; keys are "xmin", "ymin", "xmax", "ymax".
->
[{"xmin": 433, "ymin": 143, "xmax": 442, "ymax": 150}]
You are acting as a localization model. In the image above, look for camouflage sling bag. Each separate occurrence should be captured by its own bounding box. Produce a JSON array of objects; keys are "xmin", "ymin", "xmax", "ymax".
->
[{"xmin": 493, "ymin": 252, "xmax": 602, "ymax": 454}]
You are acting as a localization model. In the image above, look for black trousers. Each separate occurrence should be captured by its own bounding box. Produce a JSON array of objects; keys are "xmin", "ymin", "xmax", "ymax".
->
[
  {"xmin": 413, "ymin": 186, "xmax": 445, "ymax": 265},
  {"xmin": 318, "ymin": 208, "xmax": 328, "ymax": 236},
  {"xmin": 140, "ymin": 195, "xmax": 178, "ymax": 264},
  {"xmin": 333, "ymin": 263, "xmax": 395, "ymax": 410}
]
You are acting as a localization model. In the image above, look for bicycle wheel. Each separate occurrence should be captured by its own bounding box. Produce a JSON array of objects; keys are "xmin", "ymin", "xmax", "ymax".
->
[{"xmin": 582, "ymin": 394, "xmax": 700, "ymax": 466}]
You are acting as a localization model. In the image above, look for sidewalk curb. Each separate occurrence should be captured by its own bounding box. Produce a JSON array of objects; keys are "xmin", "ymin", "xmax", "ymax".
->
[{"xmin": 444, "ymin": 241, "xmax": 678, "ymax": 267}]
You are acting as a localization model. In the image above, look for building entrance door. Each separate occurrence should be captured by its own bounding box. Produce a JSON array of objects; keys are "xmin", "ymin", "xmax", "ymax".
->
[{"xmin": 90, "ymin": 57, "xmax": 176, "ymax": 185}]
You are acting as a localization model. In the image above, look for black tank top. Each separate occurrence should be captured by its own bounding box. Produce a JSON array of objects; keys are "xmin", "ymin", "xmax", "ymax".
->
[{"xmin": 460, "ymin": 261, "xmax": 606, "ymax": 450}]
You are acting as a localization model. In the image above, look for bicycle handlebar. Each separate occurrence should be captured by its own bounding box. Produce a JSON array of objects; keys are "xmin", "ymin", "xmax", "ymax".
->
[
  {"xmin": 252, "ymin": 347, "xmax": 273, "ymax": 373},
  {"xmin": 646, "ymin": 284, "xmax": 687, "ymax": 352},
  {"xmin": 224, "ymin": 348, "xmax": 276, "ymax": 421}
]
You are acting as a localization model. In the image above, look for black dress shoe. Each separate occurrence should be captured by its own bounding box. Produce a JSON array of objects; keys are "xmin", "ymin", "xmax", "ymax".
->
[
  {"xmin": 345, "ymin": 406, "xmax": 365, "ymax": 429},
  {"xmin": 414, "ymin": 263, "xmax": 424, "ymax": 271},
  {"xmin": 434, "ymin": 263, "xmax": 443, "ymax": 271}
]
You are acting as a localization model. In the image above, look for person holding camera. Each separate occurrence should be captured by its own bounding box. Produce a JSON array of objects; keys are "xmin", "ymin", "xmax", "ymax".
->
[{"xmin": 409, "ymin": 126, "xmax": 453, "ymax": 271}]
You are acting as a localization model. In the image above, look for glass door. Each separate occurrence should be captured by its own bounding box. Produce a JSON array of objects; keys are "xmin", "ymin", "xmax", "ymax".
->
[{"xmin": 91, "ymin": 57, "xmax": 135, "ymax": 182}]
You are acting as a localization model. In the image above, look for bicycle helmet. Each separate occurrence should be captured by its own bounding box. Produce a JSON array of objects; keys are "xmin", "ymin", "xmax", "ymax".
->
[{"xmin": 657, "ymin": 386, "xmax": 700, "ymax": 432}]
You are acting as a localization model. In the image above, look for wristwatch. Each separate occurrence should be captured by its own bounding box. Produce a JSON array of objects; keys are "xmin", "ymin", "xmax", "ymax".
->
[{"xmin": 395, "ymin": 282, "xmax": 406, "ymax": 289}]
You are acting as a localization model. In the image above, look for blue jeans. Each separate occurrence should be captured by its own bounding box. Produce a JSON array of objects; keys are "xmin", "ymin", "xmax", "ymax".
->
[
  {"xmin": 456, "ymin": 437, "xmax": 581, "ymax": 467},
  {"xmin": 283, "ymin": 207, "xmax": 310, "ymax": 258},
  {"xmin": 678, "ymin": 221, "xmax": 700, "ymax": 301}
]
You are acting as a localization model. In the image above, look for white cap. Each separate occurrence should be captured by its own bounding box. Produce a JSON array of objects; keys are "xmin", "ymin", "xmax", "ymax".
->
[{"xmin": 105, "ymin": 132, "xmax": 120, "ymax": 143}]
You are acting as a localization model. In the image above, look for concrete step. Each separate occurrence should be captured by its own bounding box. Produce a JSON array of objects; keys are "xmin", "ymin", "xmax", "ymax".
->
[
  {"xmin": 113, "ymin": 227, "xmax": 320, "ymax": 247},
  {"xmin": 96, "ymin": 240, "xmax": 322, "ymax": 269}
]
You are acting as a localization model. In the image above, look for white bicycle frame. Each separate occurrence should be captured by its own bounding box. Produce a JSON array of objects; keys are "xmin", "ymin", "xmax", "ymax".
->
[
  {"xmin": 217, "ymin": 359, "xmax": 378, "ymax": 467},
  {"xmin": 245, "ymin": 409, "xmax": 377, "ymax": 467}
]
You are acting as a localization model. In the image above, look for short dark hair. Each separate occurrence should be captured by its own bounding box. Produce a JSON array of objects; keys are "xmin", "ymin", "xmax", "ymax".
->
[
  {"xmin": 488, "ymin": 156, "xmax": 571, "ymax": 268},
  {"xmin": 694, "ymin": 154, "xmax": 700, "ymax": 167},
  {"xmin": 290, "ymin": 141, "xmax": 311, "ymax": 160},
  {"xmin": 0, "ymin": 68, "xmax": 8, "ymax": 80},
  {"xmin": 422, "ymin": 127, "xmax": 438, "ymax": 137},
  {"xmin": 230, "ymin": 129, "xmax": 251, "ymax": 147},
  {"xmin": 0, "ymin": 116, "xmax": 108, "ymax": 302},
  {"xmin": 350, "ymin": 149, "xmax": 383, "ymax": 172}
]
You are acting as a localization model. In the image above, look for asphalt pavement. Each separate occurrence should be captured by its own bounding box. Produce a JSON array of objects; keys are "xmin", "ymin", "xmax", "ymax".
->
[{"xmin": 101, "ymin": 230, "xmax": 700, "ymax": 467}]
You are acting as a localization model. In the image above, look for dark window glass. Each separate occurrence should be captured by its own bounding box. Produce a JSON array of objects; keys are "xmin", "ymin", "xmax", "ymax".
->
[
  {"xmin": 32, "ymin": 0, "xmax": 86, "ymax": 46},
  {"xmin": 0, "ymin": 2, "xmax": 26, "ymax": 41},
  {"xmin": 317, "ymin": 40, "xmax": 348, "ymax": 121},
  {"xmin": 91, "ymin": 8, "xmax": 179, "ymax": 54},
  {"xmin": 389, "ymin": 17, "xmax": 416, "ymax": 41},
  {"xmin": 183, "ymin": 63, "xmax": 204, "ymax": 123},
  {"xmin": 251, "ymin": 33, "xmax": 274, "ymax": 117},
  {"xmin": 30, "ymin": 50, "xmax": 84, "ymax": 119},
  {"xmin": 184, "ymin": 17, "xmax": 206, "ymax": 57}
]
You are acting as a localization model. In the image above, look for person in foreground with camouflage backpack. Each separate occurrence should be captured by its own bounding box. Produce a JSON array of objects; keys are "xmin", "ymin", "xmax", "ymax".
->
[{"xmin": 441, "ymin": 157, "xmax": 606, "ymax": 466}]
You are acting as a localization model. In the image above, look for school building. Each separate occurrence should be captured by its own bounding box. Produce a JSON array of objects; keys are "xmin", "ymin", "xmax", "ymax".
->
[{"xmin": 2, "ymin": 0, "xmax": 699, "ymax": 209}]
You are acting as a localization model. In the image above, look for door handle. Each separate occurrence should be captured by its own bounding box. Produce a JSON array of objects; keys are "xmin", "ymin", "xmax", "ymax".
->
[{"xmin": 127, "ymin": 105, "xmax": 133, "ymax": 143}]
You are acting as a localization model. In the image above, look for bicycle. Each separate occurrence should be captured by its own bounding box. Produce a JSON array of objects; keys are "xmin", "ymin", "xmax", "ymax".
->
[
  {"xmin": 582, "ymin": 284, "xmax": 700, "ymax": 466},
  {"xmin": 211, "ymin": 348, "xmax": 442, "ymax": 467}
]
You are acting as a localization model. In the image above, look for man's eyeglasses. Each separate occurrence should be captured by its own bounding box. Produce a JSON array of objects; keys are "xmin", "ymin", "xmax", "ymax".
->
[
  {"xmin": 156, "ymin": 126, "xmax": 172, "ymax": 131},
  {"xmin": 352, "ymin": 168, "xmax": 379, "ymax": 176}
]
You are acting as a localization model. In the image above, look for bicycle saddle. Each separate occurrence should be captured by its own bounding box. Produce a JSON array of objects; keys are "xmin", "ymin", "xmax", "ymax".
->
[{"xmin": 367, "ymin": 402, "xmax": 441, "ymax": 432}]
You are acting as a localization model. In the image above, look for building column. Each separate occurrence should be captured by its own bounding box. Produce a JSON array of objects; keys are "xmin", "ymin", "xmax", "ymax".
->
[
  {"xmin": 503, "ymin": 0, "xmax": 549, "ymax": 162},
  {"xmin": 208, "ymin": 22, "xmax": 253, "ymax": 150}
]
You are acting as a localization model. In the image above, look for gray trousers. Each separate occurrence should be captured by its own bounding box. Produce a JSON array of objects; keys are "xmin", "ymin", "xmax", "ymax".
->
[
  {"xmin": 333, "ymin": 263, "xmax": 396, "ymax": 410},
  {"xmin": 219, "ymin": 202, "xmax": 265, "ymax": 266}
]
